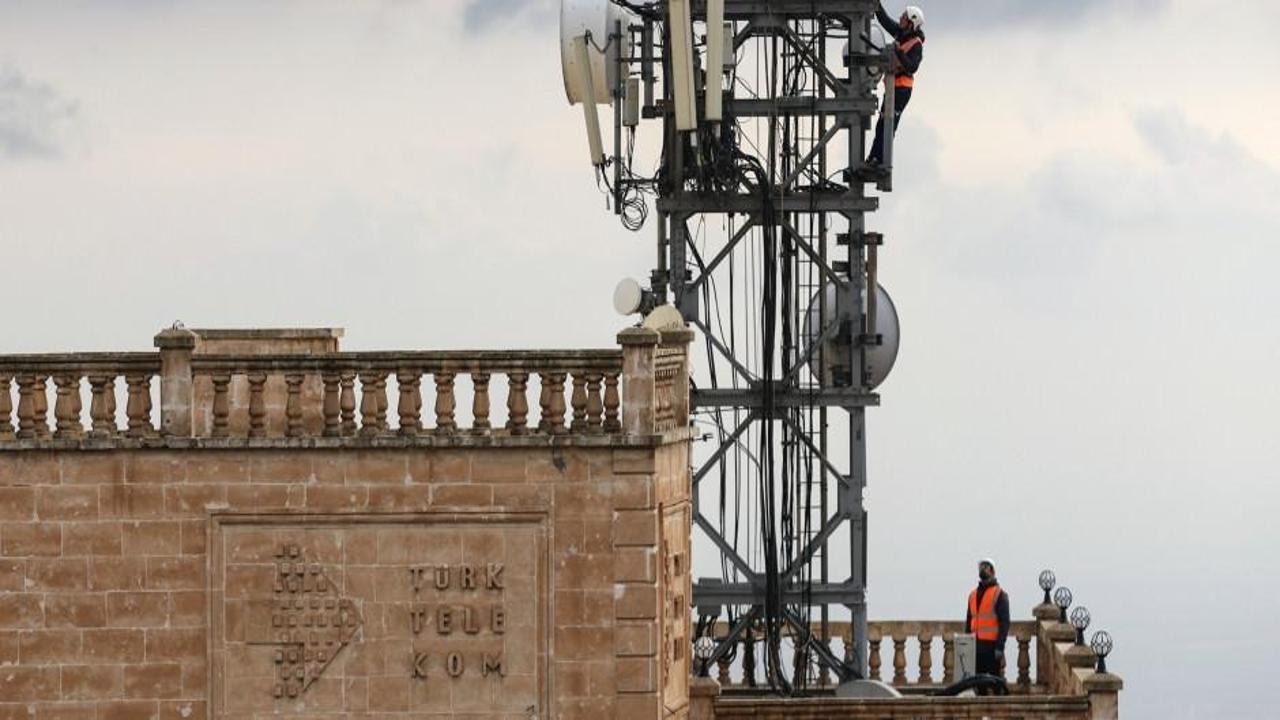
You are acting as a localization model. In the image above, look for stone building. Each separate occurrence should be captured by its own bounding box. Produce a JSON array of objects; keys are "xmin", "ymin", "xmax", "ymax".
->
[{"xmin": 0, "ymin": 325, "xmax": 1122, "ymax": 719}]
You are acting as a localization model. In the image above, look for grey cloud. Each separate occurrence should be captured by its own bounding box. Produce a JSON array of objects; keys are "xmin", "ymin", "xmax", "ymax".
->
[
  {"xmin": 887, "ymin": 0, "xmax": 1168, "ymax": 30},
  {"xmin": 0, "ymin": 66, "xmax": 79, "ymax": 161},
  {"xmin": 462, "ymin": 0, "xmax": 556, "ymax": 35}
]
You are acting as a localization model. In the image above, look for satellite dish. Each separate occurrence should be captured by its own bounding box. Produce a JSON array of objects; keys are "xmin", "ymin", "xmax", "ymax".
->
[
  {"xmin": 802, "ymin": 282, "xmax": 900, "ymax": 389},
  {"xmin": 613, "ymin": 278, "xmax": 644, "ymax": 316},
  {"xmin": 560, "ymin": 0, "xmax": 632, "ymax": 105}
]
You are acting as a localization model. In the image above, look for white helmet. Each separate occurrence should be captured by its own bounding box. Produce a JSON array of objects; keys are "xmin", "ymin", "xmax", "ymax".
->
[{"xmin": 904, "ymin": 5, "xmax": 924, "ymax": 29}]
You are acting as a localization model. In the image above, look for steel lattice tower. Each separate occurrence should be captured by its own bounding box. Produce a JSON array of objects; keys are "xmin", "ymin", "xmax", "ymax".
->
[{"xmin": 572, "ymin": 0, "xmax": 899, "ymax": 692}]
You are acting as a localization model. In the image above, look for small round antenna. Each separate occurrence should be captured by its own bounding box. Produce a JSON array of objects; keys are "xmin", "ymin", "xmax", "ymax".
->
[{"xmin": 613, "ymin": 278, "xmax": 644, "ymax": 316}]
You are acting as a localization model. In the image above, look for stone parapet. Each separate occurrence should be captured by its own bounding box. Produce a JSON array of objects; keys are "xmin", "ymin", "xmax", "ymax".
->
[
  {"xmin": 0, "ymin": 325, "xmax": 699, "ymax": 448},
  {"xmin": 0, "ymin": 324, "xmax": 698, "ymax": 720}
]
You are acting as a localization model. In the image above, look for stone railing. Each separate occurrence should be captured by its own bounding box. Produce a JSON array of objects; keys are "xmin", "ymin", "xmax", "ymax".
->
[
  {"xmin": 701, "ymin": 608, "xmax": 1123, "ymax": 719},
  {"xmin": 706, "ymin": 619, "xmax": 1036, "ymax": 693},
  {"xmin": 0, "ymin": 325, "xmax": 694, "ymax": 446},
  {"xmin": 0, "ymin": 353, "xmax": 161, "ymax": 440}
]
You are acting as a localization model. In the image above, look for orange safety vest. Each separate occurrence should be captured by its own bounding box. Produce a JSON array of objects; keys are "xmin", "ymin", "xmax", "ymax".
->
[
  {"xmin": 968, "ymin": 584, "xmax": 1002, "ymax": 642},
  {"xmin": 894, "ymin": 37, "xmax": 923, "ymax": 88}
]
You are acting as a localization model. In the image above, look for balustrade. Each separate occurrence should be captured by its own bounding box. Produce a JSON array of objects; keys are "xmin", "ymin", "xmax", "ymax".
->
[
  {"xmin": 0, "ymin": 329, "xmax": 693, "ymax": 445},
  {"xmin": 707, "ymin": 619, "xmax": 1040, "ymax": 694},
  {"xmin": 0, "ymin": 356, "xmax": 160, "ymax": 441}
]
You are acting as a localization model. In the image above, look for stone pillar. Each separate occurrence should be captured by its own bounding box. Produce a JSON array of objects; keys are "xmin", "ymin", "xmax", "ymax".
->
[
  {"xmin": 659, "ymin": 327, "xmax": 695, "ymax": 429},
  {"xmin": 689, "ymin": 676, "xmax": 720, "ymax": 720},
  {"xmin": 1032, "ymin": 603, "xmax": 1058, "ymax": 690},
  {"xmin": 618, "ymin": 327, "xmax": 660, "ymax": 436},
  {"xmin": 154, "ymin": 325, "xmax": 197, "ymax": 437},
  {"xmin": 1084, "ymin": 671, "xmax": 1123, "ymax": 720}
]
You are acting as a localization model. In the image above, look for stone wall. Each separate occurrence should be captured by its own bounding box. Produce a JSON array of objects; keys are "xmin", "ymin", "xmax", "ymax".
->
[
  {"xmin": 0, "ymin": 325, "xmax": 696, "ymax": 720},
  {"xmin": 0, "ymin": 438, "xmax": 691, "ymax": 720}
]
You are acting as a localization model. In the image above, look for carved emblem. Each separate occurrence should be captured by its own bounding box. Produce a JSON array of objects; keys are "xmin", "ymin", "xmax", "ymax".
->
[{"xmin": 248, "ymin": 543, "xmax": 362, "ymax": 699}]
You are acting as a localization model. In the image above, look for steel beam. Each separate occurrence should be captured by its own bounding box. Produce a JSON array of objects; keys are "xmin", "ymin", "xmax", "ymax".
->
[{"xmin": 693, "ymin": 387, "xmax": 878, "ymax": 409}]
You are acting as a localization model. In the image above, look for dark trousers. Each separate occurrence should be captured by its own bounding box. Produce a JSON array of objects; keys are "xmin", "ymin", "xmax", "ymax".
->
[
  {"xmin": 976, "ymin": 640, "xmax": 1002, "ymax": 676},
  {"xmin": 867, "ymin": 86, "xmax": 913, "ymax": 165}
]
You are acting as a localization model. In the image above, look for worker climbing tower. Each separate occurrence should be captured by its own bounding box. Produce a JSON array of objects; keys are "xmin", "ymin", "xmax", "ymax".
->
[{"xmin": 562, "ymin": 0, "xmax": 903, "ymax": 692}]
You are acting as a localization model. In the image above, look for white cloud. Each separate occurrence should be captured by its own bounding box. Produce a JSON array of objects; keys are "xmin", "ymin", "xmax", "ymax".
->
[{"xmin": 0, "ymin": 65, "xmax": 80, "ymax": 160}]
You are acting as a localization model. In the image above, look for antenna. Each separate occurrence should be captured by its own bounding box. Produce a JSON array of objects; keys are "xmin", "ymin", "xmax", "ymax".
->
[
  {"xmin": 560, "ymin": 0, "xmax": 902, "ymax": 694},
  {"xmin": 704, "ymin": 0, "xmax": 726, "ymax": 123},
  {"xmin": 572, "ymin": 34, "xmax": 606, "ymax": 166}
]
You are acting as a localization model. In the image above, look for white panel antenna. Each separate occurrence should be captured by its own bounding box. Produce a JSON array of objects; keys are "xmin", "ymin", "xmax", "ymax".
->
[
  {"xmin": 573, "ymin": 35, "xmax": 606, "ymax": 167},
  {"xmin": 667, "ymin": 0, "xmax": 698, "ymax": 131},
  {"xmin": 704, "ymin": 0, "xmax": 726, "ymax": 123}
]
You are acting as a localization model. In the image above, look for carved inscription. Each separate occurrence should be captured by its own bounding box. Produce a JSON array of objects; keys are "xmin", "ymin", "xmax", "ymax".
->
[
  {"xmin": 250, "ymin": 543, "xmax": 362, "ymax": 699},
  {"xmin": 410, "ymin": 563, "xmax": 507, "ymax": 679},
  {"xmin": 213, "ymin": 519, "xmax": 543, "ymax": 716}
]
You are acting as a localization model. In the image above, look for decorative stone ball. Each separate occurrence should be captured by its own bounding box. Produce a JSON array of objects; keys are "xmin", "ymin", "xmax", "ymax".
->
[
  {"xmin": 1053, "ymin": 586, "xmax": 1073, "ymax": 609},
  {"xmin": 1090, "ymin": 630, "xmax": 1113, "ymax": 658},
  {"xmin": 1069, "ymin": 606, "xmax": 1091, "ymax": 631}
]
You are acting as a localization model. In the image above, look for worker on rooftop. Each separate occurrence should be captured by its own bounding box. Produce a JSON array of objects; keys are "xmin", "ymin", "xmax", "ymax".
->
[
  {"xmin": 866, "ymin": 2, "xmax": 925, "ymax": 170},
  {"xmin": 967, "ymin": 558, "xmax": 1011, "ymax": 678}
]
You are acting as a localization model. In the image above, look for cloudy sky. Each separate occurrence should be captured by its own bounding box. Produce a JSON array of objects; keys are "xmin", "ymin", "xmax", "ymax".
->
[{"xmin": 2, "ymin": 1, "xmax": 1277, "ymax": 717}]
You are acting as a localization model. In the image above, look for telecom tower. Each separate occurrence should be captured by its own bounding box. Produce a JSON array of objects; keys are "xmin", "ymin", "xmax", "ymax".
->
[{"xmin": 562, "ymin": 0, "xmax": 902, "ymax": 692}]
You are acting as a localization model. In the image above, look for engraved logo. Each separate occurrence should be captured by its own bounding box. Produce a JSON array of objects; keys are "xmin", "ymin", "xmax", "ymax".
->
[{"xmin": 248, "ymin": 543, "xmax": 363, "ymax": 699}]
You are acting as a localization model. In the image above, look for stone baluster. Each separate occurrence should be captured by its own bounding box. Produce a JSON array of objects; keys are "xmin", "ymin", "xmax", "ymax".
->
[
  {"xmin": 397, "ymin": 369, "xmax": 422, "ymax": 436},
  {"xmin": 506, "ymin": 372, "xmax": 529, "ymax": 435},
  {"xmin": 842, "ymin": 626, "xmax": 855, "ymax": 667},
  {"xmin": 585, "ymin": 373, "xmax": 604, "ymax": 434},
  {"xmin": 284, "ymin": 373, "xmax": 305, "ymax": 437},
  {"xmin": 818, "ymin": 638, "xmax": 832, "ymax": 687},
  {"xmin": 53, "ymin": 374, "xmax": 83, "ymax": 439},
  {"xmin": 471, "ymin": 372, "xmax": 491, "ymax": 435},
  {"xmin": 33, "ymin": 376, "xmax": 50, "ymax": 438},
  {"xmin": 210, "ymin": 373, "xmax": 232, "ymax": 438},
  {"xmin": 716, "ymin": 654, "xmax": 732, "ymax": 687},
  {"xmin": 868, "ymin": 632, "xmax": 882, "ymax": 682},
  {"xmin": 918, "ymin": 632, "xmax": 934, "ymax": 685},
  {"xmin": 339, "ymin": 372, "xmax": 357, "ymax": 436},
  {"xmin": 742, "ymin": 631, "xmax": 757, "ymax": 688},
  {"xmin": 105, "ymin": 376, "xmax": 116, "ymax": 431},
  {"xmin": 125, "ymin": 374, "xmax": 152, "ymax": 438},
  {"xmin": 892, "ymin": 636, "xmax": 907, "ymax": 686},
  {"xmin": 942, "ymin": 634, "xmax": 956, "ymax": 684},
  {"xmin": 1017, "ymin": 633, "xmax": 1032, "ymax": 690},
  {"xmin": 603, "ymin": 373, "xmax": 621, "ymax": 433},
  {"xmin": 0, "ymin": 376, "xmax": 12, "ymax": 440},
  {"xmin": 73, "ymin": 377, "xmax": 83, "ymax": 427},
  {"xmin": 375, "ymin": 376, "xmax": 389, "ymax": 431},
  {"xmin": 14, "ymin": 375, "xmax": 36, "ymax": 439},
  {"xmin": 321, "ymin": 372, "xmax": 341, "ymax": 437},
  {"xmin": 88, "ymin": 375, "xmax": 117, "ymax": 438},
  {"xmin": 247, "ymin": 373, "xmax": 268, "ymax": 438},
  {"xmin": 359, "ymin": 373, "xmax": 383, "ymax": 436},
  {"xmin": 142, "ymin": 379, "xmax": 153, "ymax": 435},
  {"xmin": 434, "ymin": 372, "xmax": 457, "ymax": 435},
  {"xmin": 537, "ymin": 378, "xmax": 551, "ymax": 433},
  {"xmin": 570, "ymin": 374, "xmax": 588, "ymax": 433},
  {"xmin": 546, "ymin": 372, "xmax": 567, "ymax": 434}
]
